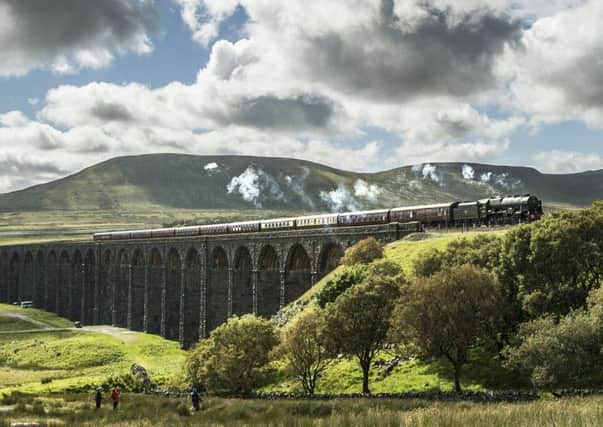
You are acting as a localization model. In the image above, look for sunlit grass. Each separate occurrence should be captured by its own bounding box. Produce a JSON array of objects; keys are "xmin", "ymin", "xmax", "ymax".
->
[{"xmin": 2, "ymin": 393, "xmax": 603, "ymax": 426}]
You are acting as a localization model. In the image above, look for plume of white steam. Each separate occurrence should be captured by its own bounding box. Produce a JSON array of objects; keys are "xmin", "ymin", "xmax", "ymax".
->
[
  {"xmin": 421, "ymin": 163, "xmax": 442, "ymax": 184},
  {"xmin": 320, "ymin": 184, "xmax": 361, "ymax": 212},
  {"xmin": 353, "ymin": 179, "xmax": 382, "ymax": 202},
  {"xmin": 480, "ymin": 172, "xmax": 492, "ymax": 182},
  {"xmin": 462, "ymin": 164, "xmax": 475, "ymax": 180},
  {"xmin": 284, "ymin": 167, "xmax": 315, "ymax": 209},
  {"xmin": 226, "ymin": 166, "xmax": 284, "ymax": 207},
  {"xmin": 204, "ymin": 162, "xmax": 219, "ymax": 171}
]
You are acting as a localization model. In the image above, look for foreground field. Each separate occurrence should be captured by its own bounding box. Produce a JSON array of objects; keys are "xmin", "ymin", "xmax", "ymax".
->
[{"xmin": 1, "ymin": 393, "xmax": 603, "ymax": 426}]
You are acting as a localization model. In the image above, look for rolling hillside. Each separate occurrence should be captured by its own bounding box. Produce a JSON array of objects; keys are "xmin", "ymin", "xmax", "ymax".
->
[{"xmin": 0, "ymin": 154, "xmax": 601, "ymax": 215}]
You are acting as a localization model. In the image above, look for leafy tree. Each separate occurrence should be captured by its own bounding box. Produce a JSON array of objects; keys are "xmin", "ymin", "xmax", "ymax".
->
[
  {"xmin": 366, "ymin": 259, "xmax": 406, "ymax": 286},
  {"xmin": 316, "ymin": 265, "xmax": 367, "ymax": 308},
  {"xmin": 316, "ymin": 259, "xmax": 404, "ymax": 308},
  {"xmin": 392, "ymin": 265, "xmax": 503, "ymax": 392},
  {"xmin": 323, "ymin": 277, "xmax": 400, "ymax": 394},
  {"xmin": 277, "ymin": 309, "xmax": 333, "ymax": 394},
  {"xmin": 508, "ymin": 209, "xmax": 603, "ymax": 318},
  {"xmin": 504, "ymin": 310, "xmax": 603, "ymax": 390},
  {"xmin": 341, "ymin": 237, "xmax": 384, "ymax": 266},
  {"xmin": 414, "ymin": 234, "xmax": 502, "ymax": 277},
  {"xmin": 185, "ymin": 315, "xmax": 279, "ymax": 395}
]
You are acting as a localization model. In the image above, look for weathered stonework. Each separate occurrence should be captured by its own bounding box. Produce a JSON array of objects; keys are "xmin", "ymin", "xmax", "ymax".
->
[{"xmin": 0, "ymin": 222, "xmax": 415, "ymax": 348}]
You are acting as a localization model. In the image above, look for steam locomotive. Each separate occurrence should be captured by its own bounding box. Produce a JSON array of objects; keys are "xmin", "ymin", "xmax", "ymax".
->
[{"xmin": 93, "ymin": 194, "xmax": 543, "ymax": 241}]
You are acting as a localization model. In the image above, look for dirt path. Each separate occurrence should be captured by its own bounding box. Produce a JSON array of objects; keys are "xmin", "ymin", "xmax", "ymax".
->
[
  {"xmin": 82, "ymin": 325, "xmax": 140, "ymax": 343},
  {"xmin": 2, "ymin": 312, "xmax": 55, "ymax": 329}
]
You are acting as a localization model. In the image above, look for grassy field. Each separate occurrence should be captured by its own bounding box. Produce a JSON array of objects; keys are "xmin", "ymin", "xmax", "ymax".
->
[
  {"xmin": 0, "ymin": 305, "xmax": 185, "ymax": 396},
  {"xmin": 1, "ymin": 393, "xmax": 603, "ymax": 426}
]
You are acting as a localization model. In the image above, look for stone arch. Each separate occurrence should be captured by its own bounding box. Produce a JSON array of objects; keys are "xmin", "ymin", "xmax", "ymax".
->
[
  {"xmin": 146, "ymin": 248, "xmax": 163, "ymax": 335},
  {"xmin": 9, "ymin": 252, "xmax": 20, "ymax": 304},
  {"xmin": 165, "ymin": 248, "xmax": 181, "ymax": 340},
  {"xmin": 257, "ymin": 245, "xmax": 280, "ymax": 317},
  {"xmin": 183, "ymin": 248, "xmax": 201, "ymax": 347},
  {"xmin": 83, "ymin": 249, "xmax": 95, "ymax": 325},
  {"xmin": 57, "ymin": 250, "xmax": 70, "ymax": 318},
  {"xmin": 130, "ymin": 249, "xmax": 145, "ymax": 331},
  {"xmin": 232, "ymin": 246, "xmax": 253, "ymax": 317},
  {"xmin": 207, "ymin": 246, "xmax": 228, "ymax": 333},
  {"xmin": 285, "ymin": 244, "xmax": 311, "ymax": 304},
  {"xmin": 34, "ymin": 251, "xmax": 45, "ymax": 308},
  {"xmin": 69, "ymin": 250, "xmax": 83, "ymax": 321},
  {"xmin": 0, "ymin": 252, "xmax": 7, "ymax": 303},
  {"xmin": 114, "ymin": 249, "xmax": 129, "ymax": 327},
  {"xmin": 46, "ymin": 250, "xmax": 58, "ymax": 312},
  {"xmin": 98, "ymin": 249, "xmax": 113, "ymax": 325},
  {"xmin": 22, "ymin": 251, "xmax": 34, "ymax": 302},
  {"xmin": 318, "ymin": 242, "xmax": 344, "ymax": 279}
]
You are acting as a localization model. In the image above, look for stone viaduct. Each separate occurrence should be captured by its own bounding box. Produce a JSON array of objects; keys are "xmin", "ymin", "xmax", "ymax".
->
[{"xmin": 0, "ymin": 222, "xmax": 417, "ymax": 348}]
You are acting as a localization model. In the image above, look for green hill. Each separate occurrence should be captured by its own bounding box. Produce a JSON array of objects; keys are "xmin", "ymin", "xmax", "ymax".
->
[{"xmin": 0, "ymin": 154, "xmax": 600, "ymax": 213}]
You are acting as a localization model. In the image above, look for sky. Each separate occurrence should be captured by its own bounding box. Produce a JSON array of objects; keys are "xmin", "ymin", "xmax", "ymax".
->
[{"xmin": 2, "ymin": 0, "xmax": 603, "ymax": 193}]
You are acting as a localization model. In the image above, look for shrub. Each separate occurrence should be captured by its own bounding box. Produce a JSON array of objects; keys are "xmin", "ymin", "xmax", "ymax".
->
[
  {"xmin": 41, "ymin": 376, "xmax": 53, "ymax": 384},
  {"xmin": 185, "ymin": 315, "xmax": 279, "ymax": 395},
  {"xmin": 176, "ymin": 401, "xmax": 191, "ymax": 416}
]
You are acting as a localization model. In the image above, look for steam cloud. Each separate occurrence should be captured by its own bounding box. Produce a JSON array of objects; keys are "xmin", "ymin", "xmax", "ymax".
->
[
  {"xmin": 226, "ymin": 166, "xmax": 284, "ymax": 207},
  {"xmin": 320, "ymin": 184, "xmax": 361, "ymax": 212},
  {"xmin": 353, "ymin": 179, "xmax": 382, "ymax": 202},
  {"xmin": 204, "ymin": 162, "xmax": 219, "ymax": 171},
  {"xmin": 462, "ymin": 164, "xmax": 475, "ymax": 180}
]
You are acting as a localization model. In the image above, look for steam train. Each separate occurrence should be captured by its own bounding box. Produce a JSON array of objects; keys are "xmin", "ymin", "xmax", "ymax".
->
[{"xmin": 93, "ymin": 194, "xmax": 543, "ymax": 242}]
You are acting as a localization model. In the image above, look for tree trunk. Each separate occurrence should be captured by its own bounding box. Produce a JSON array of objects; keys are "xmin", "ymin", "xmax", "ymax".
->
[
  {"xmin": 361, "ymin": 363, "xmax": 370, "ymax": 394},
  {"xmin": 454, "ymin": 363, "xmax": 462, "ymax": 392}
]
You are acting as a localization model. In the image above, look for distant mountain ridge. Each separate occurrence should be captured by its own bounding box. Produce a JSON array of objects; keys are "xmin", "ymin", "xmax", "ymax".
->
[{"xmin": 0, "ymin": 154, "xmax": 601, "ymax": 213}]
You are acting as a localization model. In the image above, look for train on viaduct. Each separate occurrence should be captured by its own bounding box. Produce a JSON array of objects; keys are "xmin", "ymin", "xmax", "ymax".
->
[{"xmin": 0, "ymin": 222, "xmax": 419, "ymax": 348}]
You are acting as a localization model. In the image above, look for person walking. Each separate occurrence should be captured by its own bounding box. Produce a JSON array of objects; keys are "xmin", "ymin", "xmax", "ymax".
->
[
  {"xmin": 111, "ymin": 386, "xmax": 121, "ymax": 411},
  {"xmin": 191, "ymin": 387, "xmax": 201, "ymax": 412},
  {"xmin": 95, "ymin": 388, "xmax": 102, "ymax": 409}
]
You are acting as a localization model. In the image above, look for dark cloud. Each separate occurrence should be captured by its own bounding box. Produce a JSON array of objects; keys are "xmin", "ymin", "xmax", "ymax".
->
[
  {"xmin": 304, "ymin": 0, "xmax": 522, "ymax": 101},
  {"xmin": 547, "ymin": 52, "xmax": 603, "ymax": 108},
  {"xmin": 1, "ymin": 0, "xmax": 159, "ymax": 74},
  {"xmin": 90, "ymin": 102, "xmax": 134, "ymax": 122},
  {"xmin": 0, "ymin": 155, "xmax": 66, "ymax": 176},
  {"xmin": 217, "ymin": 94, "xmax": 336, "ymax": 130}
]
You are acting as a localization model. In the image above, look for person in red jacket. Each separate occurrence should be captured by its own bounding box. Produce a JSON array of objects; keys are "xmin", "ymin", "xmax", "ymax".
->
[{"xmin": 111, "ymin": 386, "xmax": 121, "ymax": 411}]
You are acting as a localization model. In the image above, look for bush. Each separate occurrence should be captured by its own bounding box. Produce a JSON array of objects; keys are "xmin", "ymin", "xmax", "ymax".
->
[
  {"xmin": 176, "ymin": 401, "xmax": 191, "ymax": 416},
  {"xmin": 341, "ymin": 238, "xmax": 384, "ymax": 266},
  {"xmin": 100, "ymin": 373, "xmax": 145, "ymax": 393},
  {"xmin": 41, "ymin": 376, "xmax": 53, "ymax": 384},
  {"xmin": 504, "ymin": 309, "xmax": 603, "ymax": 390},
  {"xmin": 185, "ymin": 315, "xmax": 279, "ymax": 395}
]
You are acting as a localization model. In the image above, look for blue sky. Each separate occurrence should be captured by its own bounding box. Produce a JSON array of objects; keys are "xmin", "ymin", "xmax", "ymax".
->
[{"xmin": 1, "ymin": 0, "xmax": 603, "ymax": 192}]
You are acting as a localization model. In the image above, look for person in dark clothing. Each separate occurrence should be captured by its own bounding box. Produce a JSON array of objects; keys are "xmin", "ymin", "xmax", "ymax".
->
[
  {"xmin": 95, "ymin": 388, "xmax": 102, "ymax": 409},
  {"xmin": 191, "ymin": 387, "xmax": 201, "ymax": 412},
  {"xmin": 111, "ymin": 386, "xmax": 121, "ymax": 411}
]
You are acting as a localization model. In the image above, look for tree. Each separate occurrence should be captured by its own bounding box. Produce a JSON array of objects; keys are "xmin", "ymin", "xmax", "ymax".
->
[
  {"xmin": 392, "ymin": 265, "xmax": 503, "ymax": 392},
  {"xmin": 341, "ymin": 237, "xmax": 384, "ymax": 266},
  {"xmin": 185, "ymin": 315, "xmax": 279, "ymax": 395},
  {"xmin": 323, "ymin": 278, "xmax": 400, "ymax": 394},
  {"xmin": 278, "ymin": 309, "xmax": 333, "ymax": 394},
  {"xmin": 507, "ymin": 208, "xmax": 603, "ymax": 318},
  {"xmin": 504, "ymin": 310, "xmax": 603, "ymax": 390},
  {"xmin": 316, "ymin": 265, "xmax": 367, "ymax": 308},
  {"xmin": 414, "ymin": 234, "xmax": 502, "ymax": 278}
]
